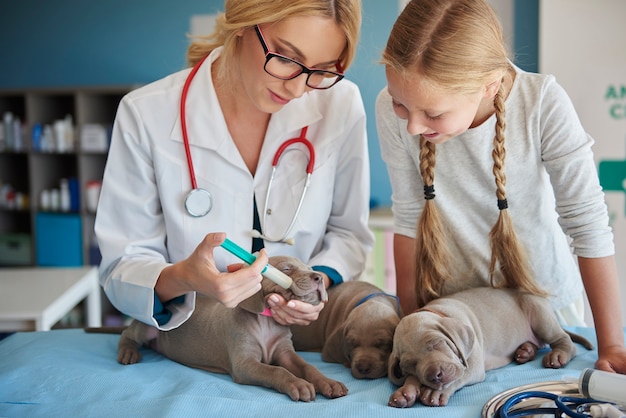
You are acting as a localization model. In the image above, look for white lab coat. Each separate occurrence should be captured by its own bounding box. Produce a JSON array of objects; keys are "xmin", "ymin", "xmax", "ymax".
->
[{"xmin": 95, "ymin": 48, "xmax": 374, "ymax": 329}]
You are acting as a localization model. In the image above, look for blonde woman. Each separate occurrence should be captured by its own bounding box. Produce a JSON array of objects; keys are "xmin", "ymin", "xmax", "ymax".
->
[
  {"xmin": 96, "ymin": 0, "xmax": 373, "ymax": 330},
  {"xmin": 376, "ymin": 0, "xmax": 626, "ymax": 374}
]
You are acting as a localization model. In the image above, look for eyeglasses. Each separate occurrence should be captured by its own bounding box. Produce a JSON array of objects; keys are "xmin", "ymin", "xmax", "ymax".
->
[{"xmin": 254, "ymin": 25, "xmax": 344, "ymax": 90}]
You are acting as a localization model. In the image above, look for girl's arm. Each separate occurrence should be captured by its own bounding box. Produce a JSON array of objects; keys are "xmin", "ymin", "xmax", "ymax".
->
[
  {"xmin": 394, "ymin": 233, "xmax": 417, "ymax": 316},
  {"xmin": 578, "ymin": 255, "xmax": 626, "ymax": 373}
]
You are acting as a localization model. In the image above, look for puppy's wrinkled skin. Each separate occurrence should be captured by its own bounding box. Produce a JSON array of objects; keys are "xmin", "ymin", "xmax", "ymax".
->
[
  {"xmin": 117, "ymin": 256, "xmax": 347, "ymax": 402},
  {"xmin": 291, "ymin": 281, "xmax": 401, "ymax": 379},
  {"xmin": 387, "ymin": 287, "xmax": 593, "ymax": 408}
]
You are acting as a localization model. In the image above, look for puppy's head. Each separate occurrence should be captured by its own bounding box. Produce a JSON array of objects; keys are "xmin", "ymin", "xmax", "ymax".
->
[
  {"xmin": 264, "ymin": 256, "xmax": 327, "ymax": 304},
  {"xmin": 388, "ymin": 313, "xmax": 474, "ymax": 390},
  {"xmin": 239, "ymin": 256, "xmax": 327, "ymax": 314},
  {"xmin": 326, "ymin": 297, "xmax": 400, "ymax": 379}
]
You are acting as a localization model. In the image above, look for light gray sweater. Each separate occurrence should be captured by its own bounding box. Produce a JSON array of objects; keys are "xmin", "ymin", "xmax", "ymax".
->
[{"xmin": 375, "ymin": 66, "xmax": 615, "ymax": 310}]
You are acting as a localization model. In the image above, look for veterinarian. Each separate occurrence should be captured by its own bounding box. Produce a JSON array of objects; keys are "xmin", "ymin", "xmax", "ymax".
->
[
  {"xmin": 95, "ymin": 0, "xmax": 373, "ymax": 330},
  {"xmin": 376, "ymin": 0, "xmax": 626, "ymax": 374}
]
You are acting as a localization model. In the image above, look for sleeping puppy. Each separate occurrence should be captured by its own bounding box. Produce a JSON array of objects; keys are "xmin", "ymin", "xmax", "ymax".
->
[
  {"xmin": 291, "ymin": 280, "xmax": 402, "ymax": 379},
  {"xmin": 117, "ymin": 256, "xmax": 348, "ymax": 402},
  {"xmin": 388, "ymin": 287, "xmax": 593, "ymax": 408}
]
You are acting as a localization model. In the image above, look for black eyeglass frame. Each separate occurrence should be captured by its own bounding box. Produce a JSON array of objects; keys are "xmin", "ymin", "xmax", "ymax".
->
[{"xmin": 253, "ymin": 25, "xmax": 345, "ymax": 90}]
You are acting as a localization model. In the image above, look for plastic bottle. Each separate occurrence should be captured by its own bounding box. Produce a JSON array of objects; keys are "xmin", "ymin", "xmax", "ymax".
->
[
  {"xmin": 579, "ymin": 368, "xmax": 626, "ymax": 405},
  {"xmin": 50, "ymin": 188, "xmax": 60, "ymax": 211},
  {"xmin": 54, "ymin": 119, "xmax": 66, "ymax": 152},
  {"xmin": 12, "ymin": 117, "xmax": 23, "ymax": 151},
  {"xmin": 68, "ymin": 177, "xmax": 80, "ymax": 212},
  {"xmin": 60, "ymin": 178, "xmax": 71, "ymax": 212},
  {"xmin": 3, "ymin": 112, "xmax": 13, "ymax": 150},
  {"xmin": 40, "ymin": 189, "xmax": 51, "ymax": 211},
  {"xmin": 0, "ymin": 119, "xmax": 5, "ymax": 151},
  {"xmin": 64, "ymin": 114, "xmax": 74, "ymax": 151},
  {"xmin": 32, "ymin": 123, "xmax": 42, "ymax": 152},
  {"xmin": 42, "ymin": 125, "xmax": 54, "ymax": 152}
]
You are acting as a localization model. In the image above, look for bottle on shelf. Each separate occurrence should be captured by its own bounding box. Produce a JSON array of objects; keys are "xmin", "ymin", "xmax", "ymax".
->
[{"xmin": 60, "ymin": 178, "xmax": 71, "ymax": 212}]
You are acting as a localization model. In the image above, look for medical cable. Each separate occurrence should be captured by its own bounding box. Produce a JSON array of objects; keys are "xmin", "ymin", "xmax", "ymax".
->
[
  {"xmin": 180, "ymin": 54, "xmax": 316, "ymax": 228},
  {"xmin": 180, "ymin": 55, "xmax": 208, "ymax": 192},
  {"xmin": 497, "ymin": 390, "xmax": 624, "ymax": 418},
  {"xmin": 180, "ymin": 55, "xmax": 214, "ymax": 217}
]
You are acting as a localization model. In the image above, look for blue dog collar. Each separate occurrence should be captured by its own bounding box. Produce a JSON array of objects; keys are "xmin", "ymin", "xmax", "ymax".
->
[{"xmin": 354, "ymin": 292, "xmax": 402, "ymax": 316}]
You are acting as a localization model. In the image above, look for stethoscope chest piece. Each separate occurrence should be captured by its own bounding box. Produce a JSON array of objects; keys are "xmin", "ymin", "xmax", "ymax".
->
[{"xmin": 185, "ymin": 188, "xmax": 213, "ymax": 217}]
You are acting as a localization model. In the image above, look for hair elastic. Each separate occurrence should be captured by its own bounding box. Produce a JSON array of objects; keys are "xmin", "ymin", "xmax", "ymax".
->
[
  {"xmin": 424, "ymin": 184, "xmax": 436, "ymax": 200},
  {"xmin": 497, "ymin": 199, "xmax": 508, "ymax": 210}
]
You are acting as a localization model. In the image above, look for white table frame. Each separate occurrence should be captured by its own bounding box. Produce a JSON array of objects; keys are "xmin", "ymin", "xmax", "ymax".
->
[{"xmin": 0, "ymin": 266, "xmax": 102, "ymax": 331}]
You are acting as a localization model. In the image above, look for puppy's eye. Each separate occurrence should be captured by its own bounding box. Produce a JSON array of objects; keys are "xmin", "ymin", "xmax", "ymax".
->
[
  {"xmin": 375, "ymin": 340, "xmax": 392, "ymax": 351},
  {"xmin": 426, "ymin": 339, "xmax": 444, "ymax": 351},
  {"xmin": 345, "ymin": 336, "xmax": 358, "ymax": 348},
  {"xmin": 280, "ymin": 266, "xmax": 294, "ymax": 274}
]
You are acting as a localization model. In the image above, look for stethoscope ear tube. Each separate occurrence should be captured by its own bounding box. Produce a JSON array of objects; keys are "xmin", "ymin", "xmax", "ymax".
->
[
  {"xmin": 256, "ymin": 127, "xmax": 315, "ymax": 244},
  {"xmin": 271, "ymin": 127, "xmax": 315, "ymax": 174}
]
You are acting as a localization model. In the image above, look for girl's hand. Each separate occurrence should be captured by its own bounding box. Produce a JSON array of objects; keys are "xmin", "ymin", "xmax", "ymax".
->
[
  {"xmin": 595, "ymin": 345, "xmax": 626, "ymax": 374},
  {"xmin": 266, "ymin": 293, "xmax": 325, "ymax": 326}
]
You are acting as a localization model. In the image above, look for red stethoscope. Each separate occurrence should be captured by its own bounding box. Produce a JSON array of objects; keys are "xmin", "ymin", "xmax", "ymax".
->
[{"xmin": 180, "ymin": 55, "xmax": 315, "ymax": 244}]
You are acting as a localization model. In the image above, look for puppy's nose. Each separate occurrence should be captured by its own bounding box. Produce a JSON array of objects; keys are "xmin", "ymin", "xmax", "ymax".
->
[
  {"xmin": 311, "ymin": 272, "xmax": 323, "ymax": 283},
  {"xmin": 356, "ymin": 361, "xmax": 372, "ymax": 376},
  {"xmin": 426, "ymin": 365, "xmax": 444, "ymax": 384}
]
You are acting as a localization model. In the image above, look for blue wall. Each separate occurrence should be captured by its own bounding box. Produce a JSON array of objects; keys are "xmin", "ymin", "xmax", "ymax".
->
[
  {"xmin": 0, "ymin": 0, "xmax": 538, "ymax": 208},
  {"xmin": 513, "ymin": 0, "xmax": 539, "ymax": 73}
]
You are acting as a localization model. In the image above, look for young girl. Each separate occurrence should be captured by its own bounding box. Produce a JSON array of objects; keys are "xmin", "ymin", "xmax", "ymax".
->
[
  {"xmin": 376, "ymin": 0, "xmax": 626, "ymax": 374},
  {"xmin": 96, "ymin": 0, "xmax": 373, "ymax": 330}
]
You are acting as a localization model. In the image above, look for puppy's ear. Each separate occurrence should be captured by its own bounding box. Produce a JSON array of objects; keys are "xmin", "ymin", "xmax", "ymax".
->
[
  {"xmin": 322, "ymin": 325, "xmax": 347, "ymax": 364},
  {"xmin": 439, "ymin": 318, "xmax": 475, "ymax": 367},
  {"xmin": 387, "ymin": 352, "xmax": 406, "ymax": 386},
  {"xmin": 238, "ymin": 291, "xmax": 266, "ymax": 314}
]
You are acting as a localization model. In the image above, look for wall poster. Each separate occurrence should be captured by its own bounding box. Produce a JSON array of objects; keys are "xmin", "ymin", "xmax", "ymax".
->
[{"xmin": 540, "ymin": 0, "xmax": 626, "ymax": 324}]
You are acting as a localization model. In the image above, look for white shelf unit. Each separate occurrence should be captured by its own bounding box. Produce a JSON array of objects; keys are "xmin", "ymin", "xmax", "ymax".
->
[{"xmin": 0, "ymin": 86, "xmax": 133, "ymax": 266}]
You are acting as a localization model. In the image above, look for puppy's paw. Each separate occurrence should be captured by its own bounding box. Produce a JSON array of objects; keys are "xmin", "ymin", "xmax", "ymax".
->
[
  {"xmin": 542, "ymin": 350, "xmax": 571, "ymax": 369},
  {"xmin": 388, "ymin": 383, "xmax": 420, "ymax": 408},
  {"xmin": 285, "ymin": 379, "xmax": 317, "ymax": 402},
  {"xmin": 118, "ymin": 347, "xmax": 142, "ymax": 365},
  {"xmin": 420, "ymin": 386, "xmax": 450, "ymax": 407},
  {"xmin": 315, "ymin": 378, "xmax": 348, "ymax": 399},
  {"xmin": 515, "ymin": 342, "xmax": 538, "ymax": 364}
]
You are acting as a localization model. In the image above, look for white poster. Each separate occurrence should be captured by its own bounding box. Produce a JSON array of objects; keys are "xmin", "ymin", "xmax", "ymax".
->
[{"xmin": 540, "ymin": 0, "xmax": 626, "ymax": 324}]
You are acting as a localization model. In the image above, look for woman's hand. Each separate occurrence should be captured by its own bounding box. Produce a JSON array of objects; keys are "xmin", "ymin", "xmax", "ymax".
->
[
  {"xmin": 266, "ymin": 270, "xmax": 330, "ymax": 325},
  {"xmin": 156, "ymin": 232, "xmax": 265, "ymax": 308},
  {"xmin": 266, "ymin": 293, "xmax": 325, "ymax": 326}
]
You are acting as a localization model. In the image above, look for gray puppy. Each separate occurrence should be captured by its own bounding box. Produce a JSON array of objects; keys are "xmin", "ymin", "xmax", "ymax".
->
[
  {"xmin": 291, "ymin": 280, "xmax": 402, "ymax": 379},
  {"xmin": 117, "ymin": 256, "xmax": 348, "ymax": 402},
  {"xmin": 388, "ymin": 287, "xmax": 593, "ymax": 408}
]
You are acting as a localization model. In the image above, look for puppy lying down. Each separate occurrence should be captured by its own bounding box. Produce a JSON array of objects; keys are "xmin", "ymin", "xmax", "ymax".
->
[
  {"xmin": 291, "ymin": 280, "xmax": 402, "ymax": 379},
  {"xmin": 117, "ymin": 256, "xmax": 347, "ymax": 402},
  {"xmin": 388, "ymin": 287, "xmax": 593, "ymax": 408}
]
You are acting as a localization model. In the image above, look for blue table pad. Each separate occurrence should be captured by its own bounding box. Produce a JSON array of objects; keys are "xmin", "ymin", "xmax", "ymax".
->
[{"xmin": 0, "ymin": 327, "xmax": 617, "ymax": 418}]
